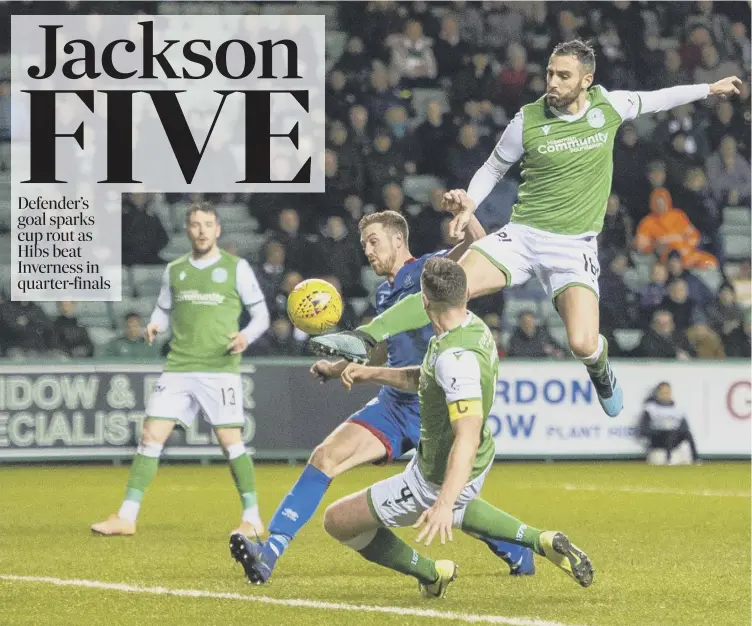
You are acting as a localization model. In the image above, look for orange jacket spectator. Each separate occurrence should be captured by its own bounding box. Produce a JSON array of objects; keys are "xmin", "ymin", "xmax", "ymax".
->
[{"xmin": 634, "ymin": 188, "xmax": 719, "ymax": 269}]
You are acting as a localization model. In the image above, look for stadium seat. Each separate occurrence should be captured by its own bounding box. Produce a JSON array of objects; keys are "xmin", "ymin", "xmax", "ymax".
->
[
  {"xmin": 89, "ymin": 326, "xmax": 117, "ymax": 348},
  {"xmin": 538, "ymin": 299, "xmax": 563, "ymax": 327},
  {"xmin": 695, "ymin": 268, "xmax": 724, "ymax": 293},
  {"xmin": 723, "ymin": 233, "xmax": 752, "ymax": 261},
  {"xmin": 615, "ymin": 329, "xmax": 643, "ymax": 352},
  {"xmin": 111, "ymin": 298, "xmax": 156, "ymax": 323},
  {"xmin": 130, "ymin": 265, "xmax": 165, "ymax": 298},
  {"xmin": 723, "ymin": 206, "xmax": 751, "ymax": 229},
  {"xmin": 326, "ymin": 31, "xmax": 347, "ymax": 67},
  {"xmin": 505, "ymin": 280, "xmax": 547, "ymax": 301},
  {"xmin": 0, "ymin": 264, "xmax": 9, "ymax": 294},
  {"xmin": 549, "ymin": 326, "xmax": 569, "ymax": 349},
  {"xmin": 161, "ymin": 234, "xmax": 192, "ymax": 261},
  {"xmin": 0, "ymin": 235, "xmax": 9, "ymax": 262},
  {"xmin": 403, "ymin": 175, "xmax": 442, "ymax": 204}
]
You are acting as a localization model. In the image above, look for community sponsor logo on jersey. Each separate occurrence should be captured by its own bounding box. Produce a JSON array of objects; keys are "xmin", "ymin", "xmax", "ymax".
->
[
  {"xmin": 586, "ymin": 107, "xmax": 606, "ymax": 129},
  {"xmin": 211, "ymin": 267, "xmax": 228, "ymax": 284},
  {"xmin": 537, "ymin": 131, "xmax": 609, "ymax": 155},
  {"xmin": 175, "ymin": 290, "xmax": 225, "ymax": 306}
]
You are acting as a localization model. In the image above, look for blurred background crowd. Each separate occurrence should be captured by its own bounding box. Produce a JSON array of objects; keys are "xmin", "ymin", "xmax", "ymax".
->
[{"xmin": 0, "ymin": 0, "xmax": 749, "ymax": 361}]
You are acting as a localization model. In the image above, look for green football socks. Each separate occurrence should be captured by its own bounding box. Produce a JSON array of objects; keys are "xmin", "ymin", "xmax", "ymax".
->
[
  {"xmin": 359, "ymin": 292, "xmax": 430, "ymax": 342},
  {"xmin": 462, "ymin": 498, "xmax": 543, "ymax": 555},
  {"xmin": 358, "ymin": 528, "xmax": 438, "ymax": 585}
]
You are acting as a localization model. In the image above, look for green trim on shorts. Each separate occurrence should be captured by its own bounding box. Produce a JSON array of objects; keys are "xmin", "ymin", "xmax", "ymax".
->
[
  {"xmin": 148, "ymin": 416, "xmax": 189, "ymax": 430},
  {"xmin": 552, "ymin": 281, "xmax": 599, "ymax": 308},
  {"xmin": 213, "ymin": 424, "xmax": 245, "ymax": 429},
  {"xmin": 365, "ymin": 487, "xmax": 384, "ymax": 525},
  {"xmin": 469, "ymin": 244, "xmax": 512, "ymax": 286}
]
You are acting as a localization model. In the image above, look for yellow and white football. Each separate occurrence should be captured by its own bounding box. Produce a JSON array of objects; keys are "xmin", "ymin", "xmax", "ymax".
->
[{"xmin": 286, "ymin": 278, "xmax": 343, "ymax": 335}]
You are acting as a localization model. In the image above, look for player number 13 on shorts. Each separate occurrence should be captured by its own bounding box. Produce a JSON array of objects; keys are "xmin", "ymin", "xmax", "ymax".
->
[{"xmin": 221, "ymin": 387, "xmax": 236, "ymax": 406}]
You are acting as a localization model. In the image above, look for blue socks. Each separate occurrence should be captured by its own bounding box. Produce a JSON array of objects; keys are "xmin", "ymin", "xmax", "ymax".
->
[{"xmin": 261, "ymin": 463, "xmax": 332, "ymax": 570}]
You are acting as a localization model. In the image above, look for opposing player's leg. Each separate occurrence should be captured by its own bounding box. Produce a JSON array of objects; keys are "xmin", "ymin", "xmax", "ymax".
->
[
  {"xmin": 555, "ymin": 285, "xmax": 623, "ymax": 417},
  {"xmin": 214, "ymin": 426, "xmax": 263, "ymax": 537},
  {"xmin": 230, "ymin": 399, "xmax": 394, "ymax": 583},
  {"xmin": 91, "ymin": 417, "xmax": 178, "ymax": 535},
  {"xmin": 311, "ymin": 232, "xmax": 520, "ymax": 363},
  {"xmin": 461, "ymin": 498, "xmax": 594, "ymax": 588},
  {"xmin": 195, "ymin": 374, "xmax": 262, "ymax": 536}
]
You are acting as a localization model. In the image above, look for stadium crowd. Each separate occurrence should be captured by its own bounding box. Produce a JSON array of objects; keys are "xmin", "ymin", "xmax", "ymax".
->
[{"xmin": 0, "ymin": 1, "xmax": 749, "ymax": 361}]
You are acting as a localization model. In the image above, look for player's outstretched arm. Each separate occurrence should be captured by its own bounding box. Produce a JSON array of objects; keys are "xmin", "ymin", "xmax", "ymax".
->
[
  {"xmin": 339, "ymin": 363, "xmax": 420, "ymax": 392},
  {"xmin": 446, "ymin": 210, "xmax": 486, "ymax": 261},
  {"xmin": 604, "ymin": 76, "xmax": 742, "ymax": 120}
]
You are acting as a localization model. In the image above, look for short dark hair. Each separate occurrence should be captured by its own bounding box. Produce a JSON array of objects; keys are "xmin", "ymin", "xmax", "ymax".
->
[
  {"xmin": 358, "ymin": 210, "xmax": 409, "ymax": 243},
  {"xmin": 185, "ymin": 201, "xmax": 218, "ymax": 225},
  {"xmin": 552, "ymin": 39, "xmax": 596, "ymax": 74},
  {"xmin": 124, "ymin": 312, "xmax": 141, "ymax": 323},
  {"xmin": 421, "ymin": 257, "xmax": 467, "ymax": 308}
]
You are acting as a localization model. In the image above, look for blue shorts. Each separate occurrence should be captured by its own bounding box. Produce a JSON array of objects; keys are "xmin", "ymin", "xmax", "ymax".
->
[{"xmin": 346, "ymin": 392, "xmax": 421, "ymax": 464}]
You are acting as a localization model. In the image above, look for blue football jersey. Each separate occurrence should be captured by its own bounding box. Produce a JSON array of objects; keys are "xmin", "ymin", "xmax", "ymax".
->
[{"xmin": 374, "ymin": 250, "xmax": 447, "ymax": 404}]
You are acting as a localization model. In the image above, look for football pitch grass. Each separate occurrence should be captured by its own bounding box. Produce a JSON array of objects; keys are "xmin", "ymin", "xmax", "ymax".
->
[{"xmin": 1, "ymin": 461, "xmax": 749, "ymax": 626}]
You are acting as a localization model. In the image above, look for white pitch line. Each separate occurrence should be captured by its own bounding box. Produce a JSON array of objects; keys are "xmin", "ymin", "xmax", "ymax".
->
[
  {"xmin": 502, "ymin": 483, "xmax": 749, "ymax": 498},
  {"xmin": 558, "ymin": 484, "xmax": 750, "ymax": 498},
  {"xmin": 0, "ymin": 574, "xmax": 584, "ymax": 626}
]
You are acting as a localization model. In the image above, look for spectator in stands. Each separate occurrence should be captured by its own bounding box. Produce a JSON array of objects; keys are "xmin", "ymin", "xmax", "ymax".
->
[
  {"xmin": 385, "ymin": 105, "xmax": 419, "ymax": 172},
  {"xmin": 452, "ymin": 0, "xmax": 485, "ymax": 46},
  {"xmin": 257, "ymin": 240, "xmax": 287, "ymax": 301},
  {"xmin": 634, "ymin": 188, "xmax": 719, "ymax": 270},
  {"xmin": 707, "ymin": 100, "xmax": 748, "ymax": 157},
  {"xmin": 680, "ymin": 25, "xmax": 712, "ymax": 73},
  {"xmin": 694, "ymin": 44, "xmax": 745, "ymax": 88},
  {"xmin": 252, "ymin": 316, "xmax": 306, "ymax": 357},
  {"xmin": 335, "ymin": 36, "xmax": 371, "ymax": 84},
  {"xmin": 414, "ymin": 100, "xmax": 454, "ymax": 176},
  {"xmin": 600, "ymin": 252, "xmax": 636, "ymax": 333},
  {"xmin": 405, "ymin": 2, "xmax": 441, "ymax": 40},
  {"xmin": 445, "ymin": 123, "xmax": 487, "ymax": 189},
  {"xmin": 507, "ymin": 311, "xmax": 565, "ymax": 360},
  {"xmin": 664, "ymin": 133, "xmax": 706, "ymax": 187},
  {"xmin": 637, "ymin": 382, "xmax": 698, "ymax": 465},
  {"xmin": 386, "ymin": 20, "xmax": 437, "ymax": 87},
  {"xmin": 521, "ymin": 72, "xmax": 547, "ymax": 106},
  {"xmin": 274, "ymin": 209, "xmax": 320, "ymax": 275},
  {"xmin": 634, "ymin": 309, "xmax": 694, "ymax": 359},
  {"xmin": 327, "ymin": 121, "xmax": 365, "ymax": 194},
  {"xmin": 672, "ymin": 168, "xmax": 722, "ymax": 260},
  {"xmin": 347, "ymin": 105, "xmax": 372, "ymax": 154},
  {"xmin": 53, "ymin": 301, "xmax": 94, "ymax": 358},
  {"xmin": 327, "ymin": 70, "xmax": 359, "ymax": 123},
  {"xmin": 613, "ymin": 124, "xmax": 653, "ymax": 212},
  {"xmin": 410, "ymin": 186, "xmax": 448, "ymax": 257},
  {"xmin": 0, "ymin": 82, "xmax": 9, "ymax": 141},
  {"xmin": 497, "ymin": 43, "xmax": 528, "ymax": 117},
  {"xmin": 729, "ymin": 21, "xmax": 751, "ymax": 69},
  {"xmin": 433, "ymin": 14, "xmax": 470, "ymax": 79},
  {"xmin": 686, "ymin": 323, "xmax": 726, "ymax": 359},
  {"xmin": 720, "ymin": 311, "xmax": 752, "ymax": 358},
  {"xmin": 687, "ymin": 1, "xmax": 736, "ymax": 59},
  {"xmin": 320, "ymin": 216, "xmax": 363, "ymax": 298},
  {"xmin": 658, "ymin": 48, "xmax": 692, "ymax": 90},
  {"xmin": 705, "ymin": 135, "xmax": 751, "ymax": 206},
  {"xmin": 660, "ymin": 279, "xmax": 699, "ymax": 332},
  {"xmin": 121, "ymin": 192, "xmax": 168, "ymax": 267},
  {"xmin": 654, "ymin": 104, "xmax": 710, "ymax": 161},
  {"xmin": 364, "ymin": 63, "xmax": 403, "ymax": 124},
  {"xmin": 452, "ymin": 49, "xmax": 496, "ymax": 113},
  {"xmin": 639, "ymin": 36, "xmax": 666, "ymax": 87},
  {"xmin": 0, "ymin": 299, "xmax": 57, "ymax": 358},
  {"xmin": 365, "ymin": 129, "xmax": 406, "ymax": 200},
  {"xmin": 103, "ymin": 313, "xmax": 159, "ymax": 359},
  {"xmin": 639, "ymin": 262, "xmax": 670, "ymax": 326},
  {"xmin": 485, "ymin": 2, "xmax": 525, "ymax": 49},
  {"xmin": 556, "ymin": 10, "xmax": 587, "ymax": 44},
  {"xmin": 665, "ymin": 250, "xmax": 714, "ymax": 308},
  {"xmin": 599, "ymin": 194, "xmax": 634, "ymax": 257},
  {"xmin": 706, "ymin": 282, "xmax": 746, "ymax": 334},
  {"xmin": 731, "ymin": 262, "xmax": 751, "ymax": 309}
]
